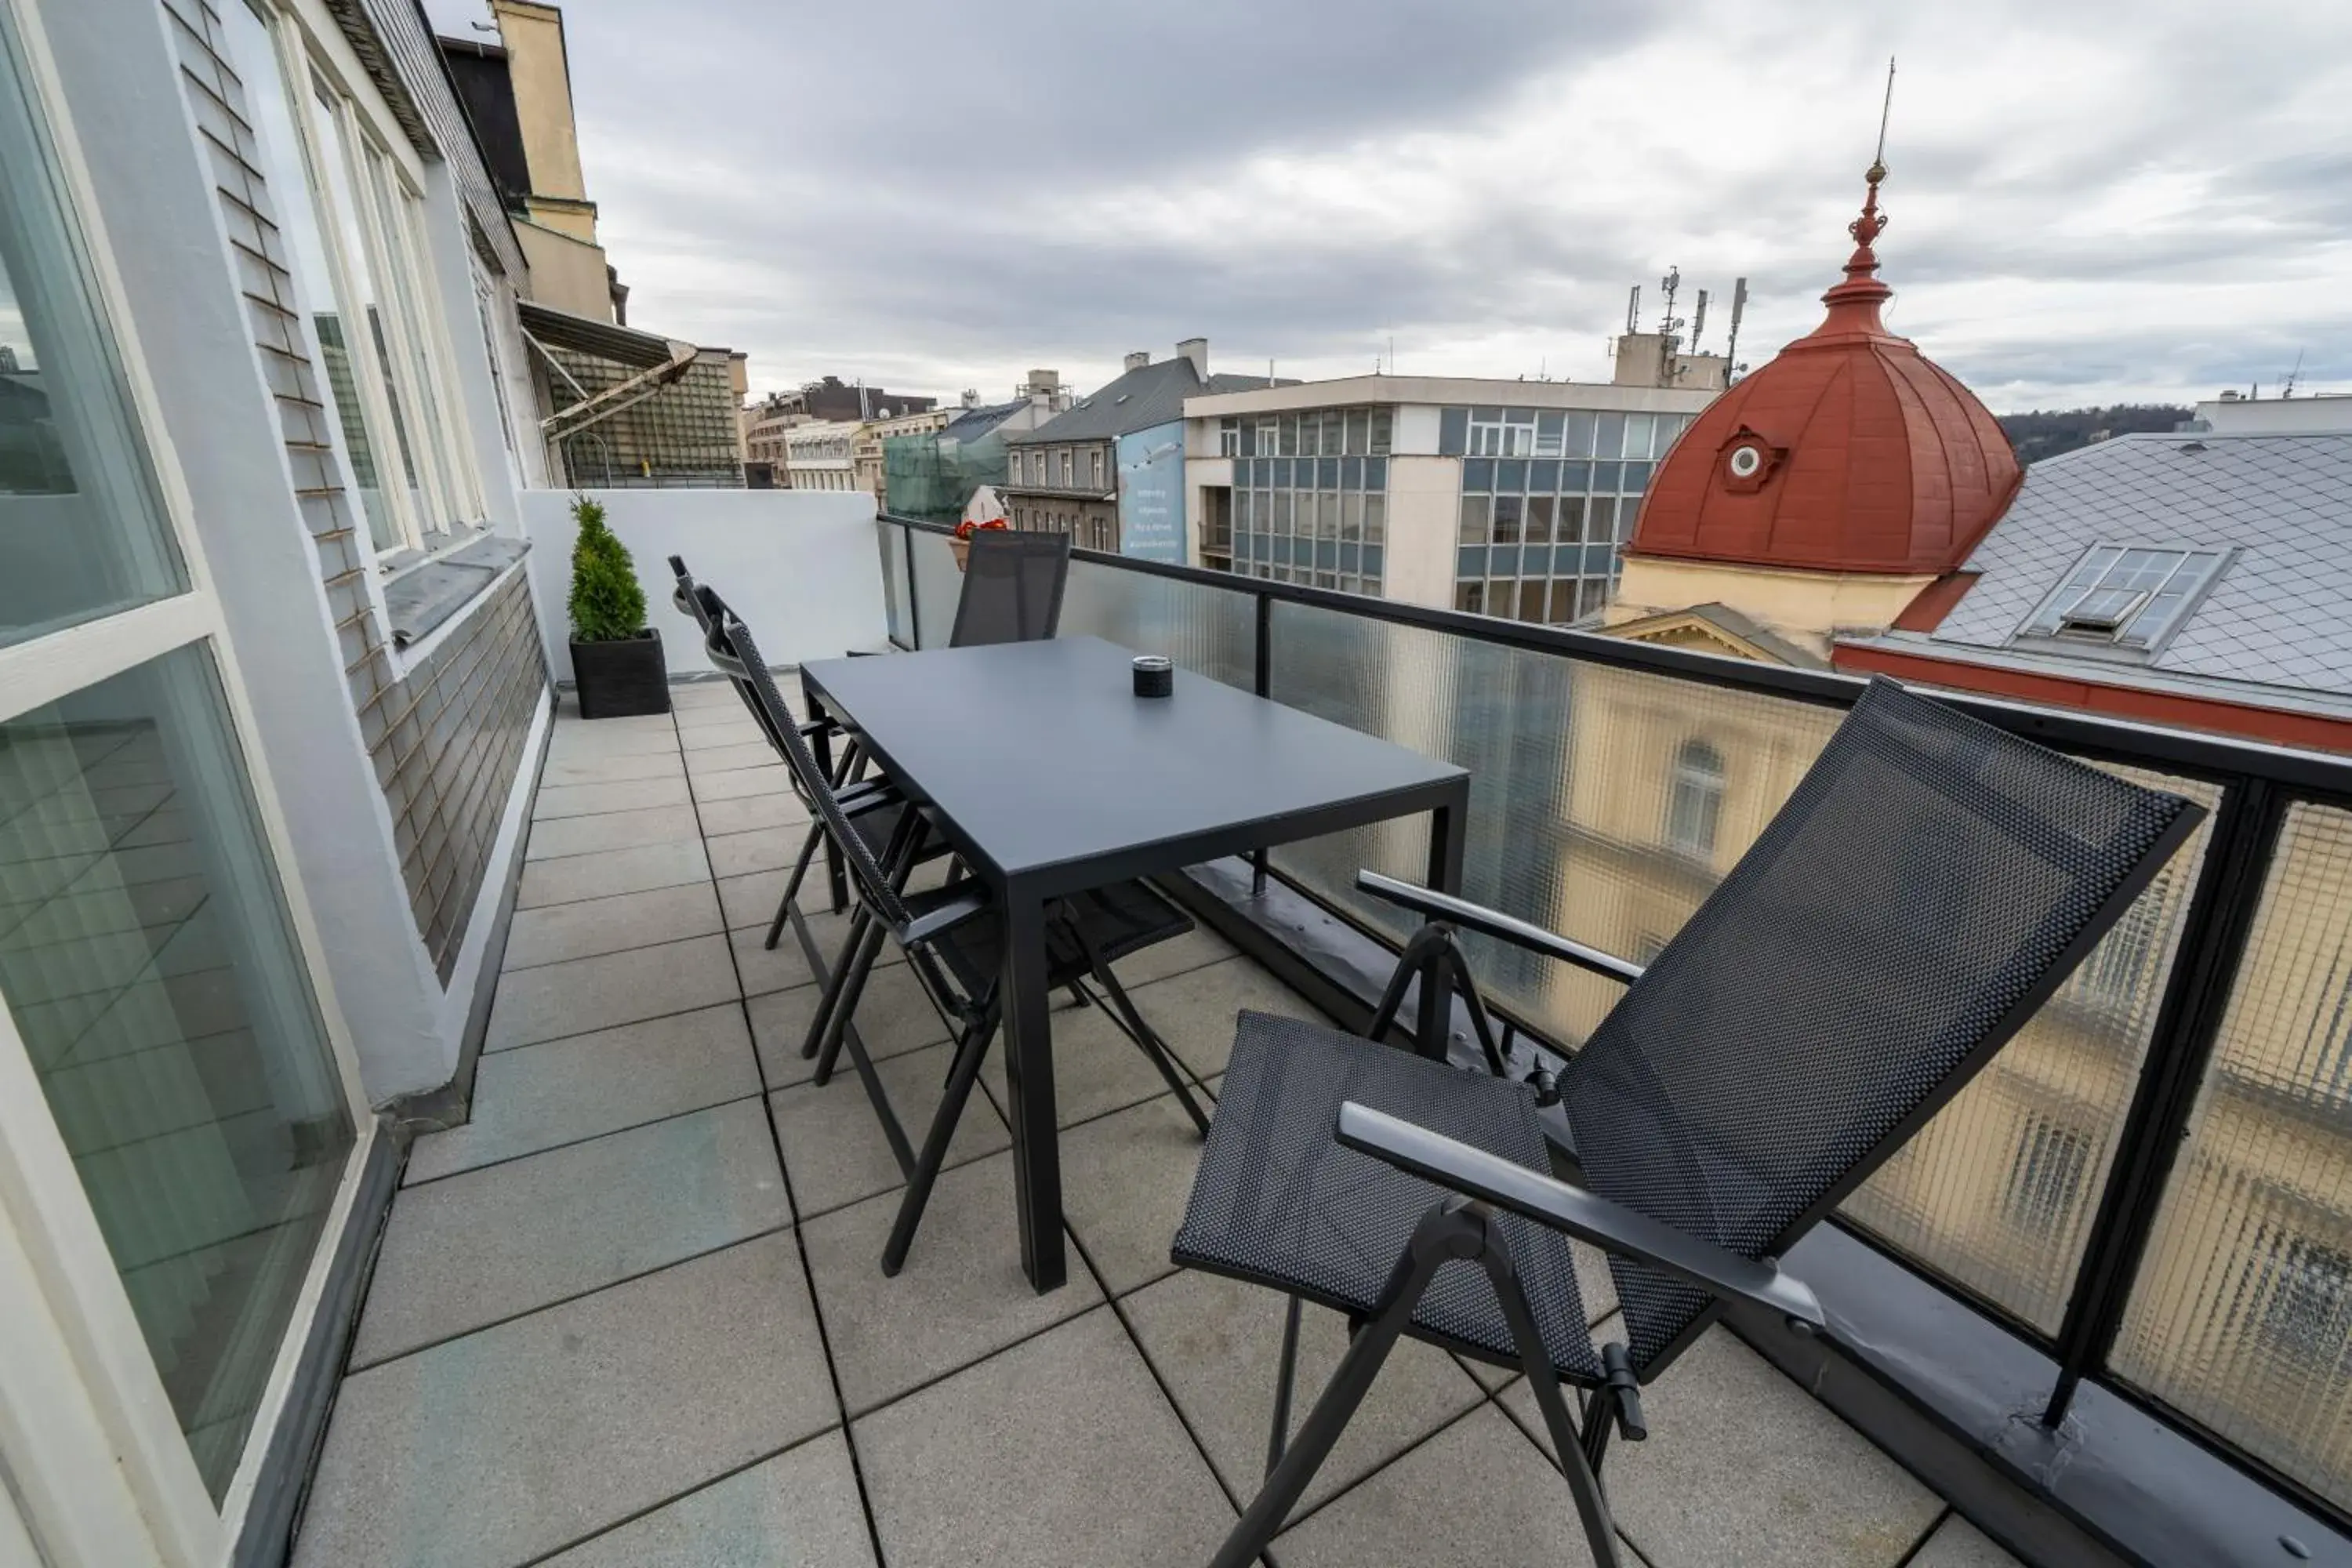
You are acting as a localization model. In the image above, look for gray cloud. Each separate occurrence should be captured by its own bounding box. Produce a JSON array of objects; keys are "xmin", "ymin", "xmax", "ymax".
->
[{"xmin": 427, "ymin": 0, "xmax": 2352, "ymax": 408}]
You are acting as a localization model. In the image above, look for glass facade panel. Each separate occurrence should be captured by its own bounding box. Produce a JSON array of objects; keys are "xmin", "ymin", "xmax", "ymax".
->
[
  {"xmin": 0, "ymin": 34, "xmax": 187, "ymax": 644},
  {"xmin": 1457, "ymin": 495, "xmax": 1489, "ymax": 543},
  {"xmin": 0, "ymin": 646, "xmax": 355, "ymax": 1501},
  {"xmin": 2108, "ymin": 803, "xmax": 2352, "ymax": 1510}
]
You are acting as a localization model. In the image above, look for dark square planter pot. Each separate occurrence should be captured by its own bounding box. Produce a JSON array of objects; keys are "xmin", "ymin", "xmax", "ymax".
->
[{"xmin": 571, "ymin": 629, "xmax": 670, "ymax": 718}]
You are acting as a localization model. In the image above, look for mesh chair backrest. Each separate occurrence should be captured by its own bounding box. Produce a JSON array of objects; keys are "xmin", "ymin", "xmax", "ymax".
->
[
  {"xmin": 949, "ymin": 530, "xmax": 1070, "ymax": 647},
  {"xmin": 1556, "ymin": 678, "xmax": 2199, "ymax": 1371},
  {"xmin": 703, "ymin": 614, "xmax": 910, "ymax": 929}
]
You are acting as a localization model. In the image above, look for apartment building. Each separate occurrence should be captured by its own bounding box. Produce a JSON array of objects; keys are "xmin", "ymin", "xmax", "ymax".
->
[
  {"xmin": 1183, "ymin": 375, "xmax": 1719, "ymax": 621},
  {"xmin": 1004, "ymin": 340, "xmax": 1272, "ymax": 557},
  {"xmin": 851, "ymin": 405, "xmax": 952, "ymax": 502},
  {"xmin": 783, "ymin": 418, "xmax": 861, "ymax": 489}
]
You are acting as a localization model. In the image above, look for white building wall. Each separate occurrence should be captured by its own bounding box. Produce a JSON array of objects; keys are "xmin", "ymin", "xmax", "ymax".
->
[
  {"xmin": 520, "ymin": 488, "xmax": 889, "ymax": 680},
  {"xmin": 1385, "ymin": 456, "xmax": 1461, "ymax": 610}
]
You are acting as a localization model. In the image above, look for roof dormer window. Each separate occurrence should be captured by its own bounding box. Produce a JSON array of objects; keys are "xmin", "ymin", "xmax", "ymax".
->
[{"xmin": 2014, "ymin": 544, "xmax": 2230, "ymax": 653}]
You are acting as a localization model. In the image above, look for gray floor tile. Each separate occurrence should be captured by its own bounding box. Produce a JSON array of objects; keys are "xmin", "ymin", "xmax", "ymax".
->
[
  {"xmin": 1137, "ymin": 955, "xmax": 1332, "ymax": 1081},
  {"xmin": 1548, "ymin": 1328, "xmax": 1941, "ymax": 1568},
  {"xmin": 697, "ymin": 789, "xmax": 811, "ymax": 837},
  {"xmin": 1108, "ymin": 921, "xmax": 1241, "ymax": 989},
  {"xmin": 542, "ymin": 750, "xmax": 685, "ymax": 788},
  {"xmin": 679, "ymin": 720, "xmax": 767, "ymax": 751},
  {"xmin": 533, "ymin": 775, "xmax": 692, "ymax": 820},
  {"xmin": 708, "ymin": 826, "xmax": 804, "ymax": 880},
  {"xmin": 295, "ymin": 1236, "xmax": 835, "ymax": 1568},
  {"xmin": 1123, "ymin": 1268, "xmax": 1485, "ymax": 1522},
  {"xmin": 1058, "ymin": 1091, "xmax": 1208, "ymax": 1297},
  {"xmin": 517, "ymin": 837, "xmax": 710, "ymax": 910},
  {"xmin": 486, "ymin": 934, "xmax": 738, "ymax": 1051},
  {"xmin": 978, "ymin": 989, "xmax": 1204, "ymax": 1131},
  {"xmin": 538, "ymin": 1432, "xmax": 877, "ymax": 1568},
  {"xmin": 547, "ymin": 725, "xmax": 681, "ymax": 763},
  {"xmin": 1272, "ymin": 1406, "xmax": 1613, "ymax": 1568},
  {"xmin": 527, "ymin": 804, "xmax": 704, "ymax": 862},
  {"xmin": 751, "ymin": 959, "xmax": 950, "ymax": 1085},
  {"xmin": 354, "ymin": 1100, "xmax": 788, "ymax": 1366},
  {"xmin": 688, "ymin": 742, "xmax": 786, "ymax": 775},
  {"xmin": 406, "ymin": 1004, "xmax": 759, "ymax": 1183},
  {"xmin": 670, "ymin": 681, "xmax": 746, "ymax": 710},
  {"xmin": 502, "ymin": 882, "xmax": 725, "ymax": 971},
  {"xmin": 694, "ymin": 764, "xmax": 796, "ymax": 801},
  {"xmin": 801, "ymin": 1149, "xmax": 1102, "ymax": 1414},
  {"xmin": 769, "ymin": 1038, "xmax": 1008, "ymax": 1217},
  {"xmin": 856, "ymin": 1305, "xmax": 1236, "ymax": 1568},
  {"xmin": 717, "ymin": 868, "xmax": 794, "ymax": 931},
  {"xmin": 1908, "ymin": 1515, "xmax": 2023, "ymax": 1568}
]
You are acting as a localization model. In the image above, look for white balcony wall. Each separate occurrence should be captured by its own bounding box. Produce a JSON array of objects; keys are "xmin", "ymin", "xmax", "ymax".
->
[{"xmin": 520, "ymin": 489, "xmax": 890, "ymax": 681}]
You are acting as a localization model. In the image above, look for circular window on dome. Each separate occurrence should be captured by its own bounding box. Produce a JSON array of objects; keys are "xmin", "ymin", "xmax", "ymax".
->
[{"xmin": 1727, "ymin": 445, "xmax": 1765, "ymax": 479}]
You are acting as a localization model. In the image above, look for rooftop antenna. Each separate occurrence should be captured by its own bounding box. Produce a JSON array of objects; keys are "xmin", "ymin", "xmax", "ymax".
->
[
  {"xmin": 1658, "ymin": 266, "xmax": 1685, "ymax": 351},
  {"xmin": 1690, "ymin": 289, "xmax": 1710, "ymax": 354},
  {"xmin": 1724, "ymin": 276, "xmax": 1749, "ymax": 381},
  {"xmin": 2282, "ymin": 350, "xmax": 2304, "ymax": 397},
  {"xmin": 1626, "ymin": 285, "xmax": 1642, "ymax": 334}
]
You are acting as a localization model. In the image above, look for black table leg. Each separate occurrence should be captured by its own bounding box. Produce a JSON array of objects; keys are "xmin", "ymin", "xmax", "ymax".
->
[
  {"xmin": 1000, "ymin": 884, "xmax": 1065, "ymax": 1291},
  {"xmin": 1415, "ymin": 789, "xmax": 1469, "ymax": 1056}
]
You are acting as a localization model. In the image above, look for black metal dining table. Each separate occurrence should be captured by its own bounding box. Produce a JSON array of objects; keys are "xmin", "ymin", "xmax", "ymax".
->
[{"xmin": 799, "ymin": 635, "xmax": 1471, "ymax": 1293}]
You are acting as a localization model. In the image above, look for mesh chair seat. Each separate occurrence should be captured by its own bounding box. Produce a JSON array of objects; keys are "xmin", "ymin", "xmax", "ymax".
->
[
  {"xmin": 909, "ymin": 878, "xmax": 1194, "ymax": 1001},
  {"xmin": 1174, "ymin": 1011, "xmax": 1600, "ymax": 1382}
]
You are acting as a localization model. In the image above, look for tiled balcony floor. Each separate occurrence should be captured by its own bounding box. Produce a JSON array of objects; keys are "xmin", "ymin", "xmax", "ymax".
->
[{"xmin": 292, "ymin": 682, "xmax": 2022, "ymax": 1568}]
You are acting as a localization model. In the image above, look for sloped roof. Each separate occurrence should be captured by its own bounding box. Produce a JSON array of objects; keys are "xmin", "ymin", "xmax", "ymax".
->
[
  {"xmin": 1884, "ymin": 431, "xmax": 2352, "ymax": 700},
  {"xmin": 941, "ymin": 400, "xmax": 1029, "ymax": 442},
  {"xmin": 1007, "ymin": 358, "xmax": 1272, "ymax": 445}
]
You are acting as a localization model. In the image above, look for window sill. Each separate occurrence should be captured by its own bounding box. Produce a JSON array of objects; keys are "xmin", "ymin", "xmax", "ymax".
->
[{"xmin": 383, "ymin": 532, "xmax": 530, "ymax": 652}]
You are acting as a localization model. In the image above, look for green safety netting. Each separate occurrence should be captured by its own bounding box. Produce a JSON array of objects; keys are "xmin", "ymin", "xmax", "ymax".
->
[{"xmin": 884, "ymin": 428, "xmax": 1007, "ymax": 521}]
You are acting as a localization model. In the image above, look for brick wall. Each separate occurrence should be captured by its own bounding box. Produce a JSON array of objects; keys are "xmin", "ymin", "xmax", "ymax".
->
[{"xmin": 162, "ymin": 0, "xmax": 547, "ymax": 982}]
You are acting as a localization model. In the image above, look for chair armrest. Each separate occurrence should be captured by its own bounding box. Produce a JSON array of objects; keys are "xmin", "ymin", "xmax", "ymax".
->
[
  {"xmin": 900, "ymin": 885, "xmax": 990, "ymax": 946},
  {"xmin": 1334, "ymin": 1101, "xmax": 1825, "ymax": 1330},
  {"xmin": 1355, "ymin": 870, "xmax": 1643, "ymax": 988}
]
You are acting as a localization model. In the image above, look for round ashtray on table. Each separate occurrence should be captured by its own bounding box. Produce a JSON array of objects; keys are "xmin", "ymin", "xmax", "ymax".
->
[{"xmin": 1132, "ymin": 655, "xmax": 1174, "ymax": 699}]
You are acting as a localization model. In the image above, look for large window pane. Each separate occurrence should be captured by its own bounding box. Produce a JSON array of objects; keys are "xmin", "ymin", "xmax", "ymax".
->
[
  {"xmin": 307, "ymin": 78, "xmax": 422, "ymax": 547},
  {"xmin": 2110, "ymin": 802, "xmax": 2352, "ymax": 1511},
  {"xmin": 0, "ymin": 19, "xmax": 186, "ymax": 644},
  {"xmin": 0, "ymin": 644, "xmax": 354, "ymax": 1501}
]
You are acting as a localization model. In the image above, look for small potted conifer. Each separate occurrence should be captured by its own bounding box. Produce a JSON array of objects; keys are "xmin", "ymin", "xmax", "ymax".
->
[{"xmin": 566, "ymin": 494, "xmax": 670, "ymax": 718}]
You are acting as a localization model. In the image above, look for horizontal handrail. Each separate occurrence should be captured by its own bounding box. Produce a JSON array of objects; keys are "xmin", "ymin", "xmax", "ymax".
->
[{"xmin": 882, "ymin": 513, "xmax": 2352, "ymax": 800}]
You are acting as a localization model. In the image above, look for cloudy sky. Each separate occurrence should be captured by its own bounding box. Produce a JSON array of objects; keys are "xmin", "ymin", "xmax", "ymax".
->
[{"xmin": 423, "ymin": 0, "xmax": 2352, "ymax": 412}]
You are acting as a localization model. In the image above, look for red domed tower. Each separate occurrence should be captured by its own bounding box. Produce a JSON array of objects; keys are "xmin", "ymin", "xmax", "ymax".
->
[{"xmin": 1610, "ymin": 162, "xmax": 2021, "ymax": 659}]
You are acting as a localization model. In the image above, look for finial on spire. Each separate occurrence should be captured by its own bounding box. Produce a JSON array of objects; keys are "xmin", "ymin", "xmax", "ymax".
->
[
  {"xmin": 1813, "ymin": 57, "xmax": 1900, "ymax": 340},
  {"xmin": 1850, "ymin": 56, "xmax": 1896, "ymax": 251}
]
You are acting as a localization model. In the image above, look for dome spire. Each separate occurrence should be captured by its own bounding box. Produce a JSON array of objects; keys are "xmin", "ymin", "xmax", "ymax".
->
[{"xmin": 1814, "ymin": 59, "xmax": 1898, "ymax": 340}]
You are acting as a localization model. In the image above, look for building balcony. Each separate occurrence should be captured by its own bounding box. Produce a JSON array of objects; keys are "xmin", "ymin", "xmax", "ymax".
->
[{"xmin": 291, "ymin": 510, "xmax": 2352, "ymax": 1568}]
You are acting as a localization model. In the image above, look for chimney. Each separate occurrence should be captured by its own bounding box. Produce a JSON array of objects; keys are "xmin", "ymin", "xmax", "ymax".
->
[
  {"xmin": 1177, "ymin": 337, "xmax": 1208, "ymax": 380},
  {"xmin": 1123, "ymin": 351, "xmax": 1150, "ymax": 372}
]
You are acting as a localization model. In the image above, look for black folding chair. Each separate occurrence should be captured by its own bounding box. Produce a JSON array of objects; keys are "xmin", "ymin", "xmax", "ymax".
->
[
  {"xmin": 707, "ymin": 610, "xmax": 1211, "ymax": 1273},
  {"xmin": 1171, "ymin": 678, "xmax": 2203, "ymax": 1568},
  {"xmin": 951, "ymin": 528, "xmax": 1071, "ymax": 647}
]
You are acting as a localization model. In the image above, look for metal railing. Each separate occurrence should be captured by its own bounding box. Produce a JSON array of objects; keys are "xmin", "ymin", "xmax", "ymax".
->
[{"xmin": 876, "ymin": 512, "xmax": 2352, "ymax": 1532}]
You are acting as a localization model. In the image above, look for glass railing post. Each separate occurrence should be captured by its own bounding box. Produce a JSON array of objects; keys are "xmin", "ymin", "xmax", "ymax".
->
[
  {"xmin": 2040, "ymin": 777, "xmax": 2285, "ymax": 1427},
  {"xmin": 1253, "ymin": 591, "xmax": 1272, "ymax": 897}
]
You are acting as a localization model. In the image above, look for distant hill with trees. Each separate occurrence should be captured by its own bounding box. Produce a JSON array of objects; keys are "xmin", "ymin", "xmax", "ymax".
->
[{"xmin": 1995, "ymin": 405, "xmax": 2190, "ymax": 465}]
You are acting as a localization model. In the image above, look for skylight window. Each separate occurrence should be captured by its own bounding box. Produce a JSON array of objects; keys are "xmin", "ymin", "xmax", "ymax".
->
[{"xmin": 2015, "ymin": 544, "xmax": 2229, "ymax": 652}]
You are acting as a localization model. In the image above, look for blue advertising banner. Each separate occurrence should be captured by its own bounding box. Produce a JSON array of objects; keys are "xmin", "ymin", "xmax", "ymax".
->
[{"xmin": 1116, "ymin": 421, "xmax": 1185, "ymax": 564}]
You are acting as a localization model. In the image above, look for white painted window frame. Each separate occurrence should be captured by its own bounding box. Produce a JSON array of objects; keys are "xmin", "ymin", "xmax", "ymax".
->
[{"xmin": 0, "ymin": 5, "xmax": 376, "ymax": 1563}]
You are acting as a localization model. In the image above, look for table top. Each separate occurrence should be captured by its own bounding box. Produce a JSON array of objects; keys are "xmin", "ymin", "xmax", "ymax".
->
[{"xmin": 800, "ymin": 637, "xmax": 1467, "ymax": 895}]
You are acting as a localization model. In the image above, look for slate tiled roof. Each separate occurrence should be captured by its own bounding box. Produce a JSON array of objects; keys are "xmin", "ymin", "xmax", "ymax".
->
[
  {"xmin": 1006, "ymin": 360, "xmax": 1273, "ymax": 445},
  {"xmin": 1921, "ymin": 432, "xmax": 2352, "ymax": 698}
]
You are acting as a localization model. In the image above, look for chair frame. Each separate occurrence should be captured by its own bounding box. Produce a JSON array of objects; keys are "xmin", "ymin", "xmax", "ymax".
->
[
  {"xmin": 1202, "ymin": 731, "xmax": 2202, "ymax": 1568},
  {"xmin": 702, "ymin": 604, "xmax": 1208, "ymax": 1274}
]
